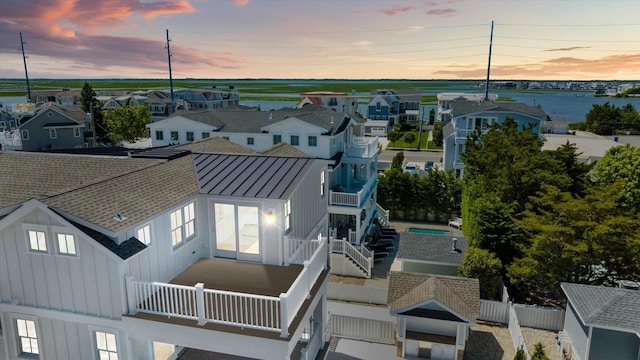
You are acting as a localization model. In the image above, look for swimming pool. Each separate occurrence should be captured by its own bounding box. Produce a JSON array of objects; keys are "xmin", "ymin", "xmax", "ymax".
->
[{"xmin": 407, "ymin": 227, "xmax": 450, "ymax": 235}]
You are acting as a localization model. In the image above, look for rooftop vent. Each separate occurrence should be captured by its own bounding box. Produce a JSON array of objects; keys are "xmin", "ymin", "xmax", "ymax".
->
[
  {"xmin": 114, "ymin": 204, "xmax": 127, "ymax": 222},
  {"xmin": 450, "ymin": 237, "xmax": 460, "ymax": 253}
]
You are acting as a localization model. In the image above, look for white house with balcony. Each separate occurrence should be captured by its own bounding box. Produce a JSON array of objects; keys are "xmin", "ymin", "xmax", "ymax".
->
[
  {"xmin": 0, "ymin": 148, "xmax": 330, "ymax": 360},
  {"xmin": 442, "ymin": 101, "xmax": 546, "ymax": 178},
  {"xmin": 296, "ymin": 91, "xmax": 359, "ymax": 115},
  {"xmin": 146, "ymin": 106, "xmax": 382, "ymax": 278}
]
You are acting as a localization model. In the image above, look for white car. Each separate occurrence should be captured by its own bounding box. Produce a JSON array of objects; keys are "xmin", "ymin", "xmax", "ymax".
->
[{"xmin": 403, "ymin": 162, "xmax": 418, "ymax": 174}]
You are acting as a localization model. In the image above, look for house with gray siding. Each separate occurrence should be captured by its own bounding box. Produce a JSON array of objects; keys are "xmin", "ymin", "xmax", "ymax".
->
[
  {"xmin": 11, "ymin": 103, "xmax": 87, "ymax": 151},
  {"xmin": 0, "ymin": 148, "xmax": 330, "ymax": 360},
  {"xmin": 561, "ymin": 283, "xmax": 640, "ymax": 360},
  {"xmin": 442, "ymin": 101, "xmax": 546, "ymax": 178}
]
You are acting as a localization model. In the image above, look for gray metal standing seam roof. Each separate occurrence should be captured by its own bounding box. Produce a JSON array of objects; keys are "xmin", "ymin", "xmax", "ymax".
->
[{"xmin": 193, "ymin": 153, "xmax": 315, "ymax": 199}]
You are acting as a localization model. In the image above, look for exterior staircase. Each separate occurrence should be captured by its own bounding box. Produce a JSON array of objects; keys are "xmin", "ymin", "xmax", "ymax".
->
[{"xmin": 329, "ymin": 237, "xmax": 373, "ymax": 278}]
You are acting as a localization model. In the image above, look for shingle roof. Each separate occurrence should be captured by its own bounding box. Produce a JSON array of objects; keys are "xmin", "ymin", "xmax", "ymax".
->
[
  {"xmin": 165, "ymin": 106, "xmax": 350, "ymax": 135},
  {"xmin": 0, "ymin": 152, "xmax": 164, "ymax": 209},
  {"xmin": 45, "ymin": 155, "xmax": 199, "ymax": 232},
  {"xmin": 561, "ymin": 283, "xmax": 640, "ymax": 334},
  {"xmin": 193, "ymin": 153, "xmax": 314, "ymax": 199},
  {"xmin": 388, "ymin": 272, "xmax": 479, "ymax": 322},
  {"xmin": 451, "ymin": 101, "xmax": 547, "ymax": 119},
  {"xmin": 397, "ymin": 233, "xmax": 467, "ymax": 266},
  {"xmin": 68, "ymin": 219, "xmax": 146, "ymax": 259},
  {"xmin": 175, "ymin": 136, "xmax": 254, "ymax": 154},
  {"xmin": 259, "ymin": 142, "xmax": 310, "ymax": 157}
]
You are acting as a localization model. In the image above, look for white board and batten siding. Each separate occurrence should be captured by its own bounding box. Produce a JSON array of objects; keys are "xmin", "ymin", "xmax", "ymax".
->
[
  {"xmin": 288, "ymin": 162, "xmax": 330, "ymax": 239},
  {"xmin": 0, "ymin": 206, "xmax": 123, "ymax": 319},
  {"xmin": 123, "ymin": 197, "xmax": 208, "ymax": 284}
]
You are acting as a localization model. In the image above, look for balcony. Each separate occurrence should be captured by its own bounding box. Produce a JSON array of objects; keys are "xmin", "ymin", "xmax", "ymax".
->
[
  {"xmin": 329, "ymin": 176, "xmax": 377, "ymax": 208},
  {"xmin": 345, "ymin": 136, "xmax": 378, "ymax": 158},
  {"xmin": 125, "ymin": 239, "xmax": 327, "ymax": 339}
]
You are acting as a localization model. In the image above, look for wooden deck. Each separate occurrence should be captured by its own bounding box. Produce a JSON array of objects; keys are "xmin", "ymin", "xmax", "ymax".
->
[{"xmin": 170, "ymin": 257, "xmax": 303, "ymax": 296}]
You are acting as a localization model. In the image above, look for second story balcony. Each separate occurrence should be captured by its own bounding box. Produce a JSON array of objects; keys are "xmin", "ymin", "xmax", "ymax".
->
[
  {"xmin": 124, "ymin": 238, "xmax": 328, "ymax": 339},
  {"xmin": 329, "ymin": 176, "xmax": 377, "ymax": 208},
  {"xmin": 345, "ymin": 136, "xmax": 378, "ymax": 159}
]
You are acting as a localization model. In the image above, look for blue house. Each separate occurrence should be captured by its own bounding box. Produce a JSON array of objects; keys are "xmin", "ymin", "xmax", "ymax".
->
[
  {"xmin": 367, "ymin": 89, "xmax": 421, "ymax": 128},
  {"xmin": 561, "ymin": 282, "xmax": 640, "ymax": 360},
  {"xmin": 442, "ymin": 101, "xmax": 546, "ymax": 178}
]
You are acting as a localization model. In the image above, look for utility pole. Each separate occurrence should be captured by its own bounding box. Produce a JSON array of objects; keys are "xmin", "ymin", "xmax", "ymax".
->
[
  {"xmin": 484, "ymin": 20, "xmax": 494, "ymax": 102},
  {"xmin": 165, "ymin": 29, "xmax": 175, "ymax": 113},
  {"xmin": 19, "ymin": 32, "xmax": 32, "ymax": 102},
  {"xmin": 416, "ymin": 106, "xmax": 424, "ymax": 151}
]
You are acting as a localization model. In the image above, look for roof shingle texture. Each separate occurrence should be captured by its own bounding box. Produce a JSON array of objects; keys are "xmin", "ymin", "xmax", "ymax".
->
[
  {"xmin": 175, "ymin": 136, "xmax": 254, "ymax": 154},
  {"xmin": 561, "ymin": 283, "xmax": 640, "ymax": 334},
  {"xmin": 388, "ymin": 272, "xmax": 479, "ymax": 322},
  {"xmin": 397, "ymin": 233, "xmax": 467, "ymax": 265},
  {"xmin": 451, "ymin": 101, "xmax": 547, "ymax": 119}
]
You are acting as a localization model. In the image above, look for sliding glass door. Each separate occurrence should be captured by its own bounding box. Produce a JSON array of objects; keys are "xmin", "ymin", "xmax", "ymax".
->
[{"xmin": 214, "ymin": 203, "xmax": 260, "ymax": 261}]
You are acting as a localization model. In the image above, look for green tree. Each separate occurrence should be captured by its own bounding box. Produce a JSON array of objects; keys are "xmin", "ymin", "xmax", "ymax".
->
[
  {"xmin": 432, "ymin": 121, "xmax": 443, "ymax": 147},
  {"xmin": 508, "ymin": 183, "xmax": 640, "ymax": 303},
  {"xmin": 591, "ymin": 144, "xmax": 640, "ymax": 212},
  {"xmin": 391, "ymin": 151, "xmax": 404, "ymax": 170},
  {"xmin": 531, "ymin": 343, "xmax": 550, "ymax": 360},
  {"xmin": 513, "ymin": 347, "xmax": 527, "ymax": 360},
  {"xmin": 546, "ymin": 141, "xmax": 592, "ymax": 196},
  {"xmin": 104, "ymin": 105, "xmax": 151, "ymax": 143},
  {"xmin": 387, "ymin": 130, "xmax": 402, "ymax": 145},
  {"xmin": 458, "ymin": 248, "xmax": 503, "ymax": 300},
  {"xmin": 428, "ymin": 108, "xmax": 435, "ymax": 125},
  {"xmin": 585, "ymin": 102, "xmax": 620, "ymax": 135},
  {"xmin": 403, "ymin": 132, "xmax": 416, "ymax": 144},
  {"xmin": 80, "ymin": 81, "xmax": 108, "ymax": 142}
]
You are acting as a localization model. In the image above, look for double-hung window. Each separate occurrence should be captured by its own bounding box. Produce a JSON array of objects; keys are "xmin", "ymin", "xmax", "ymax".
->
[
  {"xmin": 320, "ymin": 171, "xmax": 325, "ymax": 197},
  {"xmin": 49, "ymin": 129, "xmax": 57, "ymax": 139},
  {"xmin": 74, "ymin": 128, "xmax": 81, "ymax": 137},
  {"xmin": 290, "ymin": 135, "xmax": 299, "ymax": 146},
  {"xmin": 156, "ymin": 131, "xmax": 164, "ymax": 140},
  {"xmin": 247, "ymin": 137, "xmax": 254, "ymax": 145},
  {"xmin": 308, "ymin": 136, "xmax": 317, "ymax": 147},
  {"xmin": 170, "ymin": 131, "xmax": 179, "ymax": 141},
  {"xmin": 273, "ymin": 134, "xmax": 281, "ymax": 144},
  {"xmin": 170, "ymin": 202, "xmax": 196, "ymax": 247},
  {"xmin": 186, "ymin": 131, "xmax": 194, "ymax": 141},
  {"xmin": 95, "ymin": 331, "xmax": 118, "ymax": 360},
  {"xmin": 16, "ymin": 318, "xmax": 39, "ymax": 356}
]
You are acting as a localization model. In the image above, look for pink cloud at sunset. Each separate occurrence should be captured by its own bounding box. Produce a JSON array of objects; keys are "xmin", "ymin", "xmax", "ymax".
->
[{"xmin": 0, "ymin": 0, "xmax": 638, "ymax": 80}]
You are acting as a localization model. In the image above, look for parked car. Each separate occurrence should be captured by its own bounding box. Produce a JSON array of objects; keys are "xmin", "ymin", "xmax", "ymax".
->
[
  {"xmin": 403, "ymin": 162, "xmax": 418, "ymax": 174},
  {"xmin": 424, "ymin": 161, "xmax": 434, "ymax": 170}
]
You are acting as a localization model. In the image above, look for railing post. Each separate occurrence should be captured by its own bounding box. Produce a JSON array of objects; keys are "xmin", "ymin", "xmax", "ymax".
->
[
  {"xmin": 195, "ymin": 283, "xmax": 205, "ymax": 325},
  {"xmin": 284, "ymin": 236, "xmax": 291, "ymax": 266},
  {"xmin": 125, "ymin": 275, "xmax": 136, "ymax": 315},
  {"xmin": 280, "ymin": 293, "xmax": 288, "ymax": 338},
  {"xmin": 304, "ymin": 260, "xmax": 312, "ymax": 299}
]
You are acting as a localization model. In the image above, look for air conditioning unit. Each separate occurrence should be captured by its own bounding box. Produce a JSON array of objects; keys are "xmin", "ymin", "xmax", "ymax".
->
[{"xmin": 619, "ymin": 280, "xmax": 640, "ymax": 290}]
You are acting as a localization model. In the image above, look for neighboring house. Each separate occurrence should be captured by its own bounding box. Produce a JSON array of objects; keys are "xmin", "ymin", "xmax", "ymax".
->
[
  {"xmin": 15, "ymin": 103, "xmax": 88, "ymax": 151},
  {"xmin": 436, "ymin": 93, "xmax": 498, "ymax": 123},
  {"xmin": 147, "ymin": 106, "xmax": 381, "ymax": 271},
  {"xmin": 173, "ymin": 87, "xmax": 240, "ymax": 110},
  {"xmin": 32, "ymin": 88, "xmax": 81, "ymax": 107},
  {"xmin": 366, "ymin": 89, "xmax": 421, "ymax": 129},
  {"xmin": 560, "ymin": 283, "xmax": 640, "ymax": 360},
  {"xmin": 0, "ymin": 149, "xmax": 330, "ymax": 360},
  {"xmin": 297, "ymin": 91, "xmax": 359, "ymax": 115},
  {"xmin": 442, "ymin": 101, "xmax": 546, "ymax": 178},
  {"xmin": 388, "ymin": 272, "xmax": 480, "ymax": 360},
  {"xmin": 391, "ymin": 234, "xmax": 467, "ymax": 276}
]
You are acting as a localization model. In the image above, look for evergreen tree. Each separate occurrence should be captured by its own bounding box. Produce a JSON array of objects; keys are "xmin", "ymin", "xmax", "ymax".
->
[{"xmin": 104, "ymin": 105, "xmax": 151, "ymax": 143}]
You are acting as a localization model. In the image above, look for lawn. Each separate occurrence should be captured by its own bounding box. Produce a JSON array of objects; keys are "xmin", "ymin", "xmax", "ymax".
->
[{"xmin": 388, "ymin": 130, "xmax": 433, "ymax": 150}]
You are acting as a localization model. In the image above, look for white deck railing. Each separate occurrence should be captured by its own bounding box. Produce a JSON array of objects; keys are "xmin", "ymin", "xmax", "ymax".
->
[
  {"xmin": 329, "ymin": 176, "xmax": 377, "ymax": 207},
  {"xmin": 125, "ymin": 240, "xmax": 327, "ymax": 338},
  {"xmin": 330, "ymin": 238, "xmax": 372, "ymax": 278},
  {"xmin": 345, "ymin": 136, "xmax": 378, "ymax": 158},
  {"xmin": 287, "ymin": 237, "xmax": 324, "ymax": 265}
]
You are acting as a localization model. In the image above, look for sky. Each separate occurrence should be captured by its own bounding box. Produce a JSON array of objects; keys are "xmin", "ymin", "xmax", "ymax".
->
[{"xmin": 0, "ymin": 0, "xmax": 639, "ymax": 80}]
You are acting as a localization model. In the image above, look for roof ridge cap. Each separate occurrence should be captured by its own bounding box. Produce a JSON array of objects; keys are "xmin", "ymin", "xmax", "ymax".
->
[{"xmin": 586, "ymin": 289, "xmax": 627, "ymax": 323}]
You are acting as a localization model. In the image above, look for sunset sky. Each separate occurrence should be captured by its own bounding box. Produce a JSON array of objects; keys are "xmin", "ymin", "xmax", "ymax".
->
[{"xmin": 0, "ymin": 0, "xmax": 639, "ymax": 80}]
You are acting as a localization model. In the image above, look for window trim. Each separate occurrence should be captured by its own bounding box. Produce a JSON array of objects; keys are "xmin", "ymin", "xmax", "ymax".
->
[
  {"xmin": 320, "ymin": 171, "xmax": 325, "ymax": 197},
  {"xmin": 12, "ymin": 315, "xmax": 41, "ymax": 358},
  {"xmin": 136, "ymin": 223, "xmax": 152, "ymax": 245},
  {"xmin": 284, "ymin": 200, "xmax": 291, "ymax": 231},
  {"xmin": 49, "ymin": 129, "xmax": 57, "ymax": 139},
  {"xmin": 247, "ymin": 137, "xmax": 254, "ymax": 145},
  {"xmin": 170, "ymin": 201, "xmax": 196, "ymax": 249},
  {"xmin": 74, "ymin": 127, "xmax": 81, "ymax": 138},
  {"xmin": 155, "ymin": 130, "xmax": 164, "ymax": 141},
  {"xmin": 21, "ymin": 130, "xmax": 30, "ymax": 140},
  {"xmin": 52, "ymin": 226, "xmax": 77, "ymax": 256},
  {"xmin": 273, "ymin": 134, "xmax": 281, "ymax": 144},
  {"xmin": 89, "ymin": 326, "xmax": 121, "ymax": 360},
  {"xmin": 170, "ymin": 131, "xmax": 179, "ymax": 141},
  {"xmin": 290, "ymin": 135, "xmax": 299, "ymax": 146},
  {"xmin": 186, "ymin": 131, "xmax": 194, "ymax": 142},
  {"xmin": 24, "ymin": 224, "xmax": 49, "ymax": 254},
  {"xmin": 201, "ymin": 132, "xmax": 210, "ymax": 139},
  {"xmin": 308, "ymin": 135, "xmax": 317, "ymax": 147}
]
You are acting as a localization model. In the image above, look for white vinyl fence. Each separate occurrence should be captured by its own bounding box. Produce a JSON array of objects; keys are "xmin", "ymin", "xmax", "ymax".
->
[{"xmin": 329, "ymin": 314, "xmax": 395, "ymax": 344}]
